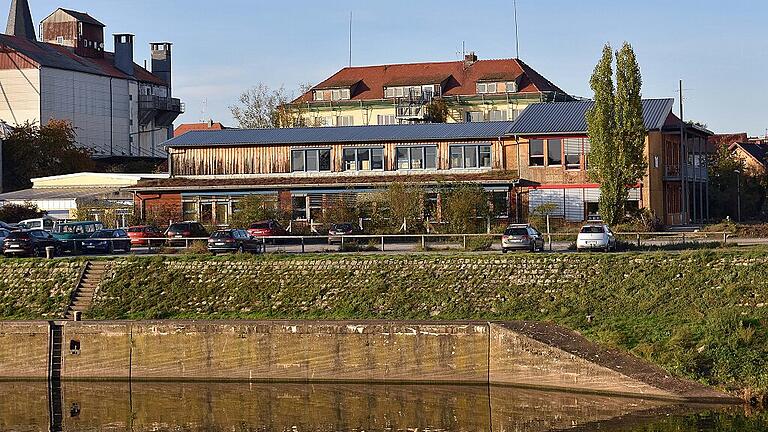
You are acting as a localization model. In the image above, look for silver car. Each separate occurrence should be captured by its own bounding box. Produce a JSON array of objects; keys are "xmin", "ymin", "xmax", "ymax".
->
[
  {"xmin": 576, "ymin": 223, "xmax": 616, "ymax": 251},
  {"xmin": 501, "ymin": 224, "xmax": 545, "ymax": 253}
]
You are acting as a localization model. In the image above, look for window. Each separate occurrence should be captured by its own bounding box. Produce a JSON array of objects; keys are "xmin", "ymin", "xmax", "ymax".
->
[
  {"xmin": 489, "ymin": 110, "xmax": 507, "ymax": 121},
  {"xmin": 466, "ymin": 111, "xmax": 484, "ymax": 122},
  {"xmin": 292, "ymin": 195, "xmax": 308, "ymax": 220},
  {"xmin": 547, "ymin": 139, "xmax": 562, "ymax": 166},
  {"xmin": 492, "ymin": 191, "xmax": 509, "ymax": 217},
  {"xmin": 377, "ymin": 114, "xmax": 397, "ymax": 125},
  {"xmin": 529, "ymin": 140, "xmax": 545, "ymax": 166},
  {"xmin": 385, "ymin": 85, "xmax": 428, "ymax": 99},
  {"xmin": 505, "ymin": 81, "xmax": 518, "ymax": 93},
  {"xmin": 396, "ymin": 146, "xmax": 437, "ymax": 170},
  {"xmin": 292, "ymin": 149, "xmax": 331, "ymax": 172},
  {"xmin": 336, "ymin": 115, "xmax": 354, "ymax": 126},
  {"xmin": 477, "ymin": 81, "xmax": 514, "ymax": 94},
  {"xmin": 564, "ymin": 138, "xmax": 582, "ymax": 170},
  {"xmin": 449, "ymin": 144, "xmax": 492, "ymax": 169},
  {"xmin": 182, "ymin": 202, "xmax": 197, "ymax": 220},
  {"xmin": 343, "ymin": 147, "xmax": 383, "ymax": 171},
  {"xmin": 315, "ymin": 88, "xmax": 350, "ymax": 101}
]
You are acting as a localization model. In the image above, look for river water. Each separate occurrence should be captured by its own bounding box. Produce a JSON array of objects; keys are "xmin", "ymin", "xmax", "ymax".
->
[{"xmin": 0, "ymin": 381, "xmax": 764, "ymax": 432}]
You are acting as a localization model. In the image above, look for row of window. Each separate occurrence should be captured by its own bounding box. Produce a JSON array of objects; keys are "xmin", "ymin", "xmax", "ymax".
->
[
  {"xmin": 476, "ymin": 81, "xmax": 518, "ymax": 94},
  {"xmin": 290, "ymin": 144, "xmax": 492, "ymax": 172},
  {"xmin": 314, "ymin": 88, "xmax": 352, "ymax": 102},
  {"xmin": 529, "ymin": 138, "xmax": 591, "ymax": 170},
  {"xmin": 312, "ymin": 110, "xmax": 519, "ymax": 127},
  {"xmin": 466, "ymin": 109, "xmax": 522, "ymax": 122}
]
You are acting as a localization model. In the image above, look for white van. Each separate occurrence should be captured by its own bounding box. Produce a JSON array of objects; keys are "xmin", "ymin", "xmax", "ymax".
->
[{"xmin": 18, "ymin": 216, "xmax": 58, "ymax": 232}]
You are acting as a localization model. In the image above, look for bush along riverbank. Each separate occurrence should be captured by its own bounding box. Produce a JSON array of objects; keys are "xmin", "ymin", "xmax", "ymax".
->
[{"xmin": 0, "ymin": 251, "xmax": 765, "ymax": 402}]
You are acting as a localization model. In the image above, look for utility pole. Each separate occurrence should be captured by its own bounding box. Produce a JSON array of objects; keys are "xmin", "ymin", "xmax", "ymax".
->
[{"xmin": 679, "ymin": 80, "xmax": 688, "ymax": 224}]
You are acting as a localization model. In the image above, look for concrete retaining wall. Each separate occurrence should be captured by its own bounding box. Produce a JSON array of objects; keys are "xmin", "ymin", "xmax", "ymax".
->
[{"xmin": 0, "ymin": 320, "xmax": 738, "ymax": 402}]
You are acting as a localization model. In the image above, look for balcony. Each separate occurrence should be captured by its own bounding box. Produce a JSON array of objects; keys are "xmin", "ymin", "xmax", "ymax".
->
[
  {"xmin": 664, "ymin": 164, "xmax": 708, "ymax": 182},
  {"xmin": 138, "ymin": 95, "xmax": 185, "ymax": 127},
  {"xmin": 395, "ymin": 89, "xmax": 435, "ymax": 120}
]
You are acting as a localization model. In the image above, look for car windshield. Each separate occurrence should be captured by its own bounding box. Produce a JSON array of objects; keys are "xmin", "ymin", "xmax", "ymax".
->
[
  {"xmin": 168, "ymin": 224, "xmax": 187, "ymax": 231},
  {"xmin": 211, "ymin": 231, "xmax": 233, "ymax": 239},
  {"xmin": 580, "ymin": 226, "xmax": 605, "ymax": 234},
  {"xmin": 504, "ymin": 227, "xmax": 529, "ymax": 236}
]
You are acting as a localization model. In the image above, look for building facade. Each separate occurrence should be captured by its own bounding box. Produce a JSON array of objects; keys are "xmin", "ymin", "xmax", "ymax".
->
[
  {"xmin": 508, "ymin": 99, "xmax": 712, "ymax": 225},
  {"xmin": 291, "ymin": 54, "xmax": 571, "ymax": 128},
  {"xmin": 0, "ymin": 1, "xmax": 182, "ymax": 159},
  {"xmin": 131, "ymin": 99, "xmax": 710, "ymax": 228}
]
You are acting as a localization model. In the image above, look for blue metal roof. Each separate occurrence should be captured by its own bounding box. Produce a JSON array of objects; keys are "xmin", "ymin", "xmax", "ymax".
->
[
  {"xmin": 164, "ymin": 121, "xmax": 516, "ymax": 148},
  {"xmin": 508, "ymin": 98, "xmax": 675, "ymax": 135}
]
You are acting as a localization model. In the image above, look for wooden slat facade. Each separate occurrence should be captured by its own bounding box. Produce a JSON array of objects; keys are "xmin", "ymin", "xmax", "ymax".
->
[{"xmin": 170, "ymin": 138, "xmax": 508, "ymax": 176}]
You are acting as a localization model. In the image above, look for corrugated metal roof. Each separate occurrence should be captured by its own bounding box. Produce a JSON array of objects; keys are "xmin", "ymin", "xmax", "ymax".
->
[
  {"xmin": 508, "ymin": 98, "xmax": 675, "ymax": 135},
  {"xmin": 164, "ymin": 121, "xmax": 516, "ymax": 148}
]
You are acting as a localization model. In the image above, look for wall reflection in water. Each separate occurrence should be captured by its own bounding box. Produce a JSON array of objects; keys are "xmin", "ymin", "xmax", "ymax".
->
[{"xmin": 0, "ymin": 381, "xmax": 749, "ymax": 432}]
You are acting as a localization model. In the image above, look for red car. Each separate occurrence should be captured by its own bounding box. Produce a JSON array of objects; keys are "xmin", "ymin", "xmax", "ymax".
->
[
  {"xmin": 246, "ymin": 220, "xmax": 287, "ymax": 238},
  {"xmin": 127, "ymin": 225, "xmax": 164, "ymax": 246}
]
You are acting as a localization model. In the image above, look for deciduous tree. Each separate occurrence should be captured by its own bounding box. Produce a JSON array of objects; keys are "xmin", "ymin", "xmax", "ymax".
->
[
  {"xmin": 586, "ymin": 42, "xmax": 647, "ymax": 226},
  {"xmin": 229, "ymin": 83, "xmax": 311, "ymax": 129}
]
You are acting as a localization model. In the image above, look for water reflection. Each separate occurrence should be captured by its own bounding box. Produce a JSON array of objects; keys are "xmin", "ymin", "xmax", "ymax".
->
[{"xmin": 0, "ymin": 381, "xmax": 762, "ymax": 432}]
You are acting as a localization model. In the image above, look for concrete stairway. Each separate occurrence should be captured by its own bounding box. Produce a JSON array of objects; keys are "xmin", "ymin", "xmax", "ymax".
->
[{"xmin": 64, "ymin": 261, "xmax": 108, "ymax": 320}]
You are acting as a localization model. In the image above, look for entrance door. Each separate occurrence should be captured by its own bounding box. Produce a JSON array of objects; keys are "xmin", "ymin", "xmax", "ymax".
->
[{"xmin": 200, "ymin": 203, "xmax": 213, "ymax": 224}]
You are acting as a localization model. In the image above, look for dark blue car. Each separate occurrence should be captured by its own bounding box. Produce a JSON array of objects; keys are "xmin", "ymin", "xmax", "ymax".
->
[{"xmin": 81, "ymin": 229, "xmax": 131, "ymax": 254}]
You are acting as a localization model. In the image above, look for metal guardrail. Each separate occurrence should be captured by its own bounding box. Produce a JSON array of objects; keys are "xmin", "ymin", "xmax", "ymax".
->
[{"xmin": 59, "ymin": 231, "xmax": 733, "ymax": 255}]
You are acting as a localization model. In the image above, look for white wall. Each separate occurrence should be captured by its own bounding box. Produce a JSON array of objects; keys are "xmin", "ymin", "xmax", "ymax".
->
[{"xmin": 0, "ymin": 68, "xmax": 41, "ymax": 126}]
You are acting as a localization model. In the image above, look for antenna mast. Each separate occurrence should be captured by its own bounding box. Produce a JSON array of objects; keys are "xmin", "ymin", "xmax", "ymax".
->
[
  {"xmin": 513, "ymin": 0, "xmax": 520, "ymax": 58},
  {"xmin": 348, "ymin": 11, "xmax": 353, "ymax": 67}
]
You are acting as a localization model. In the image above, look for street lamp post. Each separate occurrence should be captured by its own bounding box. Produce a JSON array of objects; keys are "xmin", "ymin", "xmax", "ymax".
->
[{"xmin": 734, "ymin": 170, "xmax": 741, "ymax": 223}]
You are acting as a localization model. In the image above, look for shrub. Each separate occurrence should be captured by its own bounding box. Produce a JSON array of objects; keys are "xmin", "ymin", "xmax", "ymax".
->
[{"xmin": 0, "ymin": 202, "xmax": 44, "ymax": 223}]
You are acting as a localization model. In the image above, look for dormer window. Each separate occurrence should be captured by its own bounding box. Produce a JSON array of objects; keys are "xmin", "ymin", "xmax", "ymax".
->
[
  {"xmin": 476, "ymin": 81, "xmax": 519, "ymax": 94},
  {"xmin": 384, "ymin": 84, "xmax": 440, "ymax": 99},
  {"xmin": 314, "ymin": 88, "xmax": 351, "ymax": 101}
]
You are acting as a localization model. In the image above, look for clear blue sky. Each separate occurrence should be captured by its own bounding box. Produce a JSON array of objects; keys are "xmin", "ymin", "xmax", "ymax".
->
[{"xmin": 11, "ymin": 0, "xmax": 768, "ymax": 135}]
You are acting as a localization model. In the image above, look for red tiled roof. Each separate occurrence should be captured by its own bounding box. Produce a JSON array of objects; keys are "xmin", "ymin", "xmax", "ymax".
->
[
  {"xmin": 294, "ymin": 58, "xmax": 568, "ymax": 103},
  {"xmin": 174, "ymin": 122, "xmax": 228, "ymax": 137},
  {"xmin": 0, "ymin": 33, "xmax": 166, "ymax": 85},
  {"xmin": 709, "ymin": 133, "xmax": 749, "ymax": 148}
]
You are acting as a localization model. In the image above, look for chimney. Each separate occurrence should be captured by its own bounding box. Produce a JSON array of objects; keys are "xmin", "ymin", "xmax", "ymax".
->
[
  {"xmin": 464, "ymin": 51, "xmax": 478, "ymax": 66},
  {"xmin": 113, "ymin": 34, "xmax": 134, "ymax": 75},
  {"xmin": 151, "ymin": 42, "xmax": 172, "ymax": 93},
  {"xmin": 5, "ymin": 0, "xmax": 36, "ymax": 40}
]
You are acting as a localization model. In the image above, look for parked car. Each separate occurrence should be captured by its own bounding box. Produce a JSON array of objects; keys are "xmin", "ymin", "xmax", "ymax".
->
[
  {"xmin": 127, "ymin": 225, "xmax": 165, "ymax": 246},
  {"xmin": 576, "ymin": 222, "xmax": 616, "ymax": 252},
  {"xmin": 0, "ymin": 228, "xmax": 11, "ymax": 243},
  {"xmin": 81, "ymin": 229, "xmax": 132, "ymax": 254},
  {"xmin": 328, "ymin": 223, "xmax": 358, "ymax": 244},
  {"xmin": 18, "ymin": 216, "xmax": 57, "ymax": 232},
  {"xmin": 3, "ymin": 229, "xmax": 60, "ymax": 257},
  {"xmin": 165, "ymin": 221, "xmax": 209, "ymax": 246},
  {"xmin": 247, "ymin": 220, "xmax": 287, "ymax": 239},
  {"xmin": 501, "ymin": 224, "xmax": 545, "ymax": 253},
  {"xmin": 207, "ymin": 229, "xmax": 262, "ymax": 254},
  {"xmin": 0, "ymin": 221, "xmax": 19, "ymax": 231},
  {"xmin": 52, "ymin": 221, "xmax": 104, "ymax": 253}
]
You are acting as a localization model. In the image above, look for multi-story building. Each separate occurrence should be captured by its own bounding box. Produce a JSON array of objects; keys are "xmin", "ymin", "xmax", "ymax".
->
[
  {"xmin": 131, "ymin": 99, "xmax": 711, "ymax": 227},
  {"xmin": 0, "ymin": 0, "xmax": 183, "ymax": 159},
  {"xmin": 291, "ymin": 53, "xmax": 572, "ymax": 128}
]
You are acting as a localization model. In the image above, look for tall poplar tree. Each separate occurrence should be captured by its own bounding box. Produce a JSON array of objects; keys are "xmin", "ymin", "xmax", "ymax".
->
[{"xmin": 586, "ymin": 42, "xmax": 647, "ymax": 225}]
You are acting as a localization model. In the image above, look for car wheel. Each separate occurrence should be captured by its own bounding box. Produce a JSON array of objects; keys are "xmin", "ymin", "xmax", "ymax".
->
[
  {"xmin": 237, "ymin": 245, "xmax": 244, "ymax": 254},
  {"xmin": 107, "ymin": 243, "xmax": 114, "ymax": 254},
  {"xmin": 502, "ymin": 248, "xmax": 508, "ymax": 254}
]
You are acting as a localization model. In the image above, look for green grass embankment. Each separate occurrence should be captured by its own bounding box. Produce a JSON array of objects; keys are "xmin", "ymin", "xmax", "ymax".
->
[
  {"xmin": 0, "ymin": 259, "xmax": 82, "ymax": 319},
  {"xmin": 83, "ymin": 250, "xmax": 768, "ymax": 401}
]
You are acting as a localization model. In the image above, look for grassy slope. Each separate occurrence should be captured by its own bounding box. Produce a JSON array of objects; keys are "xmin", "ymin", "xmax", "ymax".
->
[
  {"xmin": 0, "ymin": 259, "xmax": 82, "ymax": 319},
  {"xmin": 87, "ymin": 250, "xmax": 768, "ymax": 399}
]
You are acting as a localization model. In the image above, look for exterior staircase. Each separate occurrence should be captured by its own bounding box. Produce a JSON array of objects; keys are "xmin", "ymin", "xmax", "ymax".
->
[{"xmin": 64, "ymin": 261, "xmax": 108, "ymax": 320}]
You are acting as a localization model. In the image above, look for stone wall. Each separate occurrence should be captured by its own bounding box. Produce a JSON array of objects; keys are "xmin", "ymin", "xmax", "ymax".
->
[{"xmin": 0, "ymin": 321, "xmax": 50, "ymax": 380}]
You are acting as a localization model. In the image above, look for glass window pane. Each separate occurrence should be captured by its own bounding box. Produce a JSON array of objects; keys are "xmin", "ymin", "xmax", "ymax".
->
[
  {"xmin": 487, "ymin": 83, "xmax": 497, "ymax": 93},
  {"xmin": 292, "ymin": 195, "xmax": 307, "ymax": 220},
  {"xmin": 291, "ymin": 150, "xmax": 304, "ymax": 172},
  {"xmin": 343, "ymin": 149, "xmax": 356, "ymax": 170},
  {"xmin": 464, "ymin": 146, "xmax": 477, "ymax": 168},
  {"xmin": 319, "ymin": 149, "xmax": 331, "ymax": 171},
  {"xmin": 306, "ymin": 149, "xmax": 319, "ymax": 171},
  {"xmin": 529, "ymin": 139, "xmax": 545, "ymax": 166},
  {"xmin": 450, "ymin": 146, "xmax": 463, "ymax": 168},
  {"xmin": 548, "ymin": 139, "xmax": 562, "ymax": 165},
  {"xmin": 371, "ymin": 148, "xmax": 384, "ymax": 170},
  {"xmin": 357, "ymin": 148, "xmax": 371, "ymax": 170},
  {"xmin": 411, "ymin": 147, "xmax": 424, "ymax": 169},
  {"xmin": 425, "ymin": 147, "xmax": 437, "ymax": 169},
  {"xmin": 396, "ymin": 147, "xmax": 409, "ymax": 169},
  {"xmin": 479, "ymin": 145, "xmax": 491, "ymax": 168}
]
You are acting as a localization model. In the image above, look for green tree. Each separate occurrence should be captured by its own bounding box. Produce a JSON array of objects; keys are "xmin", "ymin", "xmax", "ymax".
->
[
  {"xmin": 586, "ymin": 42, "xmax": 647, "ymax": 226},
  {"xmin": 229, "ymin": 195, "xmax": 282, "ymax": 228},
  {"xmin": 441, "ymin": 184, "xmax": 490, "ymax": 233},
  {"xmin": 362, "ymin": 183, "xmax": 426, "ymax": 233},
  {"xmin": 3, "ymin": 120, "xmax": 95, "ymax": 192},
  {"xmin": 0, "ymin": 203, "xmax": 44, "ymax": 223}
]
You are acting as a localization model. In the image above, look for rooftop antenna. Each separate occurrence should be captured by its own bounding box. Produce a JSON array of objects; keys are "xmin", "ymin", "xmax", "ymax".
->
[
  {"xmin": 513, "ymin": 0, "xmax": 520, "ymax": 58},
  {"xmin": 200, "ymin": 97, "xmax": 208, "ymax": 122},
  {"xmin": 348, "ymin": 11, "xmax": 352, "ymax": 67}
]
